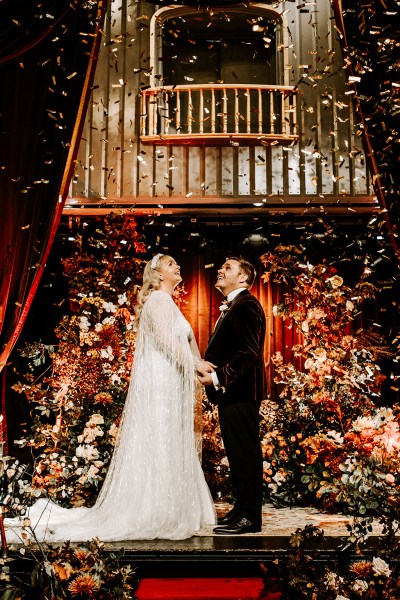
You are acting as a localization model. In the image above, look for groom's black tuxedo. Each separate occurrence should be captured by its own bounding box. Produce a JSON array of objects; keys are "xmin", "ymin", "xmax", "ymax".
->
[
  {"xmin": 205, "ymin": 289, "xmax": 266, "ymax": 406},
  {"xmin": 204, "ymin": 289, "xmax": 266, "ymax": 527}
]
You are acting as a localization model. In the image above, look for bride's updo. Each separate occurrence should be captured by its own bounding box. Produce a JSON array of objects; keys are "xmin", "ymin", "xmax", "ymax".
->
[{"xmin": 135, "ymin": 253, "xmax": 167, "ymax": 324}]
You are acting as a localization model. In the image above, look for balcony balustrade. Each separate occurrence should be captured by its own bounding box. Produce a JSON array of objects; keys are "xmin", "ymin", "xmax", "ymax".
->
[{"xmin": 140, "ymin": 84, "xmax": 298, "ymax": 146}]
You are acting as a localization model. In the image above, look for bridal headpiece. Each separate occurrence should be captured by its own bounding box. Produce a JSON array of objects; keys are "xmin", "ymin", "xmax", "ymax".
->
[{"xmin": 150, "ymin": 253, "xmax": 164, "ymax": 269}]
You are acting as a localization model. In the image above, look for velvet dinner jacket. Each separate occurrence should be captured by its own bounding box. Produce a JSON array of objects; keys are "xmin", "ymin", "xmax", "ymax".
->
[{"xmin": 204, "ymin": 289, "xmax": 266, "ymax": 406}]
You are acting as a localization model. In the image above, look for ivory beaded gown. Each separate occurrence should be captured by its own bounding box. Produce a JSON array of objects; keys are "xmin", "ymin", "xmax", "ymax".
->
[{"xmin": 6, "ymin": 290, "xmax": 216, "ymax": 542}]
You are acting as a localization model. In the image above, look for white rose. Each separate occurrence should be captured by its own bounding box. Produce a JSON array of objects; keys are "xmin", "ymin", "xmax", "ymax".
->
[
  {"xmin": 372, "ymin": 556, "xmax": 391, "ymax": 577},
  {"xmin": 352, "ymin": 580, "xmax": 368, "ymax": 593},
  {"xmin": 86, "ymin": 465, "xmax": 100, "ymax": 482},
  {"xmin": 89, "ymin": 414, "xmax": 104, "ymax": 426},
  {"xmin": 346, "ymin": 300, "xmax": 354, "ymax": 311}
]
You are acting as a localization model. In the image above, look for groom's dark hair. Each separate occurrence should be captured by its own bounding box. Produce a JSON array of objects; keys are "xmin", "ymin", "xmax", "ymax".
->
[{"xmin": 226, "ymin": 256, "xmax": 257, "ymax": 288}]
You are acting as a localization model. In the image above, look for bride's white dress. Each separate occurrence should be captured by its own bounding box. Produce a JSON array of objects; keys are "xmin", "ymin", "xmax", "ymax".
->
[{"xmin": 5, "ymin": 290, "xmax": 216, "ymax": 542}]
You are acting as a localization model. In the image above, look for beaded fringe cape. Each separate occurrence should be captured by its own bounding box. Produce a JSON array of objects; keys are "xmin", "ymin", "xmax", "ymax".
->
[{"xmin": 6, "ymin": 290, "xmax": 216, "ymax": 542}]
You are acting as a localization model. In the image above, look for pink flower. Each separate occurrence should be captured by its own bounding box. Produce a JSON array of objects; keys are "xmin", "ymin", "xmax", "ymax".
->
[{"xmin": 374, "ymin": 421, "xmax": 400, "ymax": 454}]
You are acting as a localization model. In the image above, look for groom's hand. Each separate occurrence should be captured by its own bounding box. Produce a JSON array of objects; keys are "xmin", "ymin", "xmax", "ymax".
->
[
  {"xmin": 197, "ymin": 372, "xmax": 214, "ymax": 386},
  {"xmin": 196, "ymin": 360, "xmax": 216, "ymax": 386}
]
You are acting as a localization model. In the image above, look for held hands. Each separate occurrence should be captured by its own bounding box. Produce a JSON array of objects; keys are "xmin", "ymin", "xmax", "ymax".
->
[{"xmin": 195, "ymin": 360, "xmax": 216, "ymax": 386}]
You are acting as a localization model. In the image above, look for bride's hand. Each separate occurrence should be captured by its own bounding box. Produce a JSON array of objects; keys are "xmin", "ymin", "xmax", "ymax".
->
[{"xmin": 195, "ymin": 360, "xmax": 216, "ymax": 376}]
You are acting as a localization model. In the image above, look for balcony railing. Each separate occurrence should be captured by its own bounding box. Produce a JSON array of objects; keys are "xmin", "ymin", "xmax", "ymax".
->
[{"xmin": 140, "ymin": 84, "xmax": 298, "ymax": 146}]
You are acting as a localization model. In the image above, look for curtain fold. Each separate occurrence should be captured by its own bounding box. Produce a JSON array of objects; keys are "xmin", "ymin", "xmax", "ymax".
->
[{"xmin": 0, "ymin": 0, "xmax": 106, "ymax": 375}]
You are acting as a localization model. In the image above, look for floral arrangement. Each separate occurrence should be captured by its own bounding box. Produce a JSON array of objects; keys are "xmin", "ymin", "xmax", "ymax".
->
[
  {"xmin": 12, "ymin": 214, "xmax": 146, "ymax": 507},
  {"xmin": 260, "ymin": 241, "xmax": 400, "ymax": 516},
  {"xmin": 278, "ymin": 516, "xmax": 400, "ymax": 599},
  {"xmin": 0, "ymin": 537, "xmax": 135, "ymax": 599}
]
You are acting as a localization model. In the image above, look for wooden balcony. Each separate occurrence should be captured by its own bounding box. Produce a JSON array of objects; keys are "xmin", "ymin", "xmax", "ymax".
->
[{"xmin": 140, "ymin": 84, "xmax": 298, "ymax": 146}]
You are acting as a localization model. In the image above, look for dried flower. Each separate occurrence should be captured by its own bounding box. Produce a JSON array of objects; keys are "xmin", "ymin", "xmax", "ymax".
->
[
  {"xmin": 327, "ymin": 275, "xmax": 343, "ymax": 288},
  {"xmin": 94, "ymin": 392, "xmax": 113, "ymax": 405},
  {"xmin": 74, "ymin": 548, "xmax": 89, "ymax": 561},
  {"xmin": 68, "ymin": 574, "xmax": 100, "ymax": 596}
]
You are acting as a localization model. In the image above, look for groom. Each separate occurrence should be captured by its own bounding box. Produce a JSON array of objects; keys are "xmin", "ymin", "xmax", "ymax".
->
[{"xmin": 197, "ymin": 256, "xmax": 266, "ymax": 534}]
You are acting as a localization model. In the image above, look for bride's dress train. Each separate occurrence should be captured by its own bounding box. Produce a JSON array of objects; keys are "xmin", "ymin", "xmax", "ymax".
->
[{"xmin": 5, "ymin": 291, "xmax": 216, "ymax": 542}]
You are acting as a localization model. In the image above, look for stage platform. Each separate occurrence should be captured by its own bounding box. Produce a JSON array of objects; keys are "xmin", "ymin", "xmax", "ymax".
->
[
  {"xmin": 100, "ymin": 503, "xmax": 382, "ymax": 576},
  {"xmin": 7, "ymin": 503, "xmax": 383, "ymax": 575},
  {"xmin": 5, "ymin": 503, "xmax": 386, "ymax": 598}
]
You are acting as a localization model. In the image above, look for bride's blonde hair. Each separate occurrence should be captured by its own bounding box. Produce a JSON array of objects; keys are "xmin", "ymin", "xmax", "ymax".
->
[{"xmin": 135, "ymin": 254, "xmax": 168, "ymax": 325}]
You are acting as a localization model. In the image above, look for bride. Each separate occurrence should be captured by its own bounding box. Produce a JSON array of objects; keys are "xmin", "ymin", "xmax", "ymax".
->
[{"xmin": 6, "ymin": 253, "xmax": 216, "ymax": 542}]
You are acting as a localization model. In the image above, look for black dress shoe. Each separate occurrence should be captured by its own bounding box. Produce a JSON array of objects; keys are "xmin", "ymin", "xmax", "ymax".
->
[
  {"xmin": 217, "ymin": 506, "xmax": 241, "ymax": 526},
  {"xmin": 213, "ymin": 516, "xmax": 262, "ymax": 535}
]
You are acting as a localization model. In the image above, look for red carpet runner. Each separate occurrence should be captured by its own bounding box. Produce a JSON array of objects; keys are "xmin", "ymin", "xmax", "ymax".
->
[{"xmin": 135, "ymin": 578, "xmax": 282, "ymax": 599}]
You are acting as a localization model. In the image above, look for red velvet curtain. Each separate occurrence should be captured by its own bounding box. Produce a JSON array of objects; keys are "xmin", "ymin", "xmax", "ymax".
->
[
  {"xmin": 0, "ymin": 1, "xmax": 106, "ymax": 369},
  {"xmin": 0, "ymin": 0, "xmax": 106, "ymax": 445}
]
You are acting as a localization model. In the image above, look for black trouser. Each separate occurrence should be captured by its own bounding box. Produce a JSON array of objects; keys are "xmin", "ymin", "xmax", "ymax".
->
[{"xmin": 218, "ymin": 401, "xmax": 263, "ymax": 526}]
